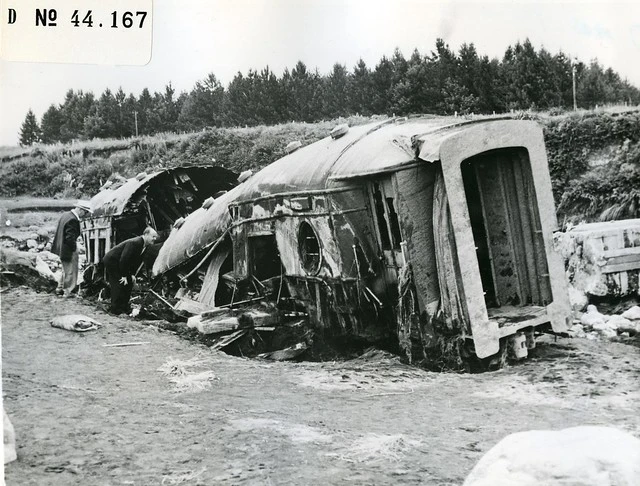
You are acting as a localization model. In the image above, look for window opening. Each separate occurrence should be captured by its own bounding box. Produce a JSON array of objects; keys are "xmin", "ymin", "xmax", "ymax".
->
[
  {"xmin": 249, "ymin": 235, "xmax": 281, "ymax": 281},
  {"xmin": 298, "ymin": 222, "xmax": 322, "ymax": 274}
]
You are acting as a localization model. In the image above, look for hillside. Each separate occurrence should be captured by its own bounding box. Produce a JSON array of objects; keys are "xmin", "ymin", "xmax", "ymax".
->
[{"xmin": 2, "ymin": 109, "xmax": 639, "ymax": 223}]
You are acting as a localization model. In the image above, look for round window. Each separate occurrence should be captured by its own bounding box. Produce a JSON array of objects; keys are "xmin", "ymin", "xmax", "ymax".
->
[{"xmin": 298, "ymin": 222, "xmax": 322, "ymax": 274}]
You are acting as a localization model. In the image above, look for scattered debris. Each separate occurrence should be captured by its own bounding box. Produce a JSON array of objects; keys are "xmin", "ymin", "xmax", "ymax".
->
[
  {"xmin": 570, "ymin": 303, "xmax": 640, "ymax": 340},
  {"xmin": 258, "ymin": 342, "xmax": 308, "ymax": 361},
  {"xmin": 339, "ymin": 433, "xmax": 421, "ymax": 463},
  {"xmin": 0, "ymin": 247, "xmax": 58, "ymax": 292},
  {"xmin": 556, "ymin": 219, "xmax": 640, "ymax": 309},
  {"xmin": 157, "ymin": 355, "xmax": 217, "ymax": 392},
  {"xmin": 50, "ymin": 314, "xmax": 102, "ymax": 332},
  {"xmin": 187, "ymin": 311, "xmax": 241, "ymax": 335},
  {"xmin": 210, "ymin": 329, "xmax": 248, "ymax": 351},
  {"xmin": 102, "ymin": 342, "xmax": 150, "ymax": 347}
]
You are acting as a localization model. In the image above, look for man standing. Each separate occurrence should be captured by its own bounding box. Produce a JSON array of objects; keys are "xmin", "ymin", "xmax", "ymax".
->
[
  {"xmin": 51, "ymin": 200, "xmax": 93, "ymax": 297},
  {"xmin": 103, "ymin": 227, "xmax": 159, "ymax": 315}
]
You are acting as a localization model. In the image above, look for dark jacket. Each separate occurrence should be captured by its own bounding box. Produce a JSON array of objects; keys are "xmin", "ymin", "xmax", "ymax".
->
[
  {"xmin": 51, "ymin": 211, "xmax": 81, "ymax": 262},
  {"xmin": 102, "ymin": 236, "xmax": 145, "ymax": 279}
]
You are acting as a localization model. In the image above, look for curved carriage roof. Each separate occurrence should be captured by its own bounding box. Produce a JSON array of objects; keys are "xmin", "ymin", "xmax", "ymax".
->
[
  {"xmin": 87, "ymin": 166, "xmax": 238, "ymax": 219},
  {"xmin": 153, "ymin": 116, "xmax": 528, "ymax": 275}
]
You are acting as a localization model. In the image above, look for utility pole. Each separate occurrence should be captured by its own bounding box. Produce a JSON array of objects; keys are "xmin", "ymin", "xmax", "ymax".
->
[
  {"xmin": 134, "ymin": 111, "xmax": 139, "ymax": 137},
  {"xmin": 572, "ymin": 60, "xmax": 578, "ymax": 111}
]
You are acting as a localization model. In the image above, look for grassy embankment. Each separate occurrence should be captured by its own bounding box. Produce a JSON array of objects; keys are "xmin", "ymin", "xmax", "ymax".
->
[{"xmin": 1, "ymin": 108, "xmax": 639, "ymax": 223}]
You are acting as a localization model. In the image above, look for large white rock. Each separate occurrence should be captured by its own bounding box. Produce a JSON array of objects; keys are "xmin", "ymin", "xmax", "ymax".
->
[
  {"xmin": 463, "ymin": 426, "xmax": 640, "ymax": 486},
  {"xmin": 580, "ymin": 304, "xmax": 609, "ymax": 329},
  {"xmin": 621, "ymin": 306, "xmax": 640, "ymax": 321}
]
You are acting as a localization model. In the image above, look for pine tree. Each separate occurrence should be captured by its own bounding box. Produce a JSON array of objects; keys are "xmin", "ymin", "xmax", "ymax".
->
[
  {"xmin": 323, "ymin": 63, "xmax": 350, "ymax": 118},
  {"xmin": 283, "ymin": 61, "xmax": 323, "ymax": 122},
  {"xmin": 40, "ymin": 105, "xmax": 63, "ymax": 144},
  {"xmin": 178, "ymin": 73, "xmax": 225, "ymax": 129},
  {"xmin": 349, "ymin": 58, "xmax": 374, "ymax": 115},
  {"xmin": 19, "ymin": 109, "xmax": 41, "ymax": 146}
]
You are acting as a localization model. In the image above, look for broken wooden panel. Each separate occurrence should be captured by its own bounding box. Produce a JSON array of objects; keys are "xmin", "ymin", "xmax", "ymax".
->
[
  {"xmin": 187, "ymin": 313, "xmax": 241, "ymax": 334},
  {"xmin": 560, "ymin": 219, "xmax": 640, "ymax": 298},
  {"xmin": 210, "ymin": 330, "xmax": 248, "ymax": 351},
  {"xmin": 174, "ymin": 297, "xmax": 214, "ymax": 315}
]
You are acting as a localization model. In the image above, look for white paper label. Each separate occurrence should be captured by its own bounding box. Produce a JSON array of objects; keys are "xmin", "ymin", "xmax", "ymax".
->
[{"xmin": 1, "ymin": 0, "xmax": 153, "ymax": 65}]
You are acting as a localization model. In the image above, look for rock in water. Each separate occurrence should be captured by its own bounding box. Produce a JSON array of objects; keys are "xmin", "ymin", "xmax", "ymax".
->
[{"xmin": 463, "ymin": 426, "xmax": 640, "ymax": 486}]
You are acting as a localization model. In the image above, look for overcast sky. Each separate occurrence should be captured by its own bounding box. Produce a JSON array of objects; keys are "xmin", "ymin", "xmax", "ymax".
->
[{"xmin": 1, "ymin": 0, "xmax": 639, "ymax": 146}]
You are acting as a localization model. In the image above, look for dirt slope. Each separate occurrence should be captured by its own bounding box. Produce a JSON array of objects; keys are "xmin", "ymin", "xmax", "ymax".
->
[{"xmin": 2, "ymin": 287, "xmax": 640, "ymax": 485}]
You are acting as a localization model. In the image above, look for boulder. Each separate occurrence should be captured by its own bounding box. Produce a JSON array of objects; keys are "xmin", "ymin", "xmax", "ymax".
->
[{"xmin": 463, "ymin": 426, "xmax": 640, "ymax": 486}]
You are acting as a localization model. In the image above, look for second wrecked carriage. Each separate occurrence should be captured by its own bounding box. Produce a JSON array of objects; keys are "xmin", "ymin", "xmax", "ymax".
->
[{"xmin": 152, "ymin": 117, "xmax": 571, "ymax": 366}]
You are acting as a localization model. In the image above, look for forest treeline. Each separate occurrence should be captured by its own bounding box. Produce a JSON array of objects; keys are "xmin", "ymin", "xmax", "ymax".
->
[{"xmin": 18, "ymin": 38, "xmax": 640, "ymax": 146}]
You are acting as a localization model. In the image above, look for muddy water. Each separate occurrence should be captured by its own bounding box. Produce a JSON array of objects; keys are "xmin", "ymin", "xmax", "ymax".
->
[{"xmin": 3, "ymin": 287, "xmax": 640, "ymax": 485}]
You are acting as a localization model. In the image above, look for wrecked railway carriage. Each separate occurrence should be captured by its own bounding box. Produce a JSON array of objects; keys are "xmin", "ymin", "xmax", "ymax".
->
[
  {"xmin": 81, "ymin": 166, "xmax": 238, "ymax": 265},
  {"xmin": 152, "ymin": 118, "xmax": 571, "ymax": 365}
]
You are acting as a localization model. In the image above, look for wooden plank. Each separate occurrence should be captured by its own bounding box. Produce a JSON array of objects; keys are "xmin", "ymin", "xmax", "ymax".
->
[
  {"xmin": 103, "ymin": 342, "xmax": 150, "ymax": 347},
  {"xmin": 519, "ymin": 150, "xmax": 552, "ymax": 305},
  {"xmin": 509, "ymin": 154, "xmax": 538, "ymax": 304},
  {"xmin": 210, "ymin": 329, "xmax": 248, "ymax": 351},
  {"xmin": 258, "ymin": 342, "xmax": 308, "ymax": 361},
  {"xmin": 471, "ymin": 161, "xmax": 499, "ymax": 305},
  {"xmin": 174, "ymin": 297, "xmax": 214, "ymax": 315},
  {"xmin": 187, "ymin": 313, "xmax": 240, "ymax": 334},
  {"xmin": 476, "ymin": 157, "xmax": 521, "ymax": 306},
  {"xmin": 603, "ymin": 247, "xmax": 640, "ymax": 258},
  {"xmin": 239, "ymin": 309, "xmax": 279, "ymax": 327},
  {"xmin": 602, "ymin": 261, "xmax": 640, "ymax": 274},
  {"xmin": 605, "ymin": 254, "xmax": 640, "ymax": 266}
]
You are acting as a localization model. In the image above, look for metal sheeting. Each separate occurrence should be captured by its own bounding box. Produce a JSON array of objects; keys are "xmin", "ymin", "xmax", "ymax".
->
[
  {"xmin": 152, "ymin": 116, "xmax": 519, "ymax": 276},
  {"xmin": 87, "ymin": 166, "xmax": 239, "ymax": 219},
  {"xmin": 88, "ymin": 172, "xmax": 162, "ymax": 218},
  {"xmin": 152, "ymin": 189, "xmax": 236, "ymax": 275}
]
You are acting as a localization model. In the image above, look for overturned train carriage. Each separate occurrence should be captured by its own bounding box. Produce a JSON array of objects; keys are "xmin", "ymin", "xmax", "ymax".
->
[
  {"xmin": 81, "ymin": 166, "xmax": 238, "ymax": 265},
  {"xmin": 152, "ymin": 118, "xmax": 571, "ymax": 363}
]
